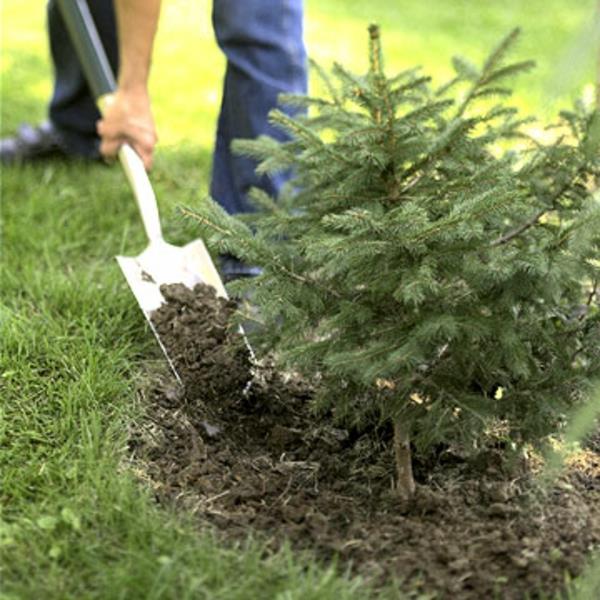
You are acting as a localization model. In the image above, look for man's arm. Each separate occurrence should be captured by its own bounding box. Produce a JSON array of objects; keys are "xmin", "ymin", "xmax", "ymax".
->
[{"xmin": 96, "ymin": 0, "xmax": 161, "ymax": 169}]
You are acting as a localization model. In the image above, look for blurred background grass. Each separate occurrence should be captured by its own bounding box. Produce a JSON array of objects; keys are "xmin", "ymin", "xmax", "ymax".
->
[{"xmin": 2, "ymin": 0, "xmax": 598, "ymax": 150}]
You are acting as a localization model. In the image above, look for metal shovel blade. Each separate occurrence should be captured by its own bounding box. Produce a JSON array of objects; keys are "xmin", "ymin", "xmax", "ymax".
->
[{"xmin": 116, "ymin": 238, "xmax": 229, "ymax": 383}]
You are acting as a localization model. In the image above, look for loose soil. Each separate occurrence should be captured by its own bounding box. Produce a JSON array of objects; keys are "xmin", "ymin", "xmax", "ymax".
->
[
  {"xmin": 130, "ymin": 284, "xmax": 600, "ymax": 599},
  {"xmin": 150, "ymin": 283, "xmax": 252, "ymax": 401}
]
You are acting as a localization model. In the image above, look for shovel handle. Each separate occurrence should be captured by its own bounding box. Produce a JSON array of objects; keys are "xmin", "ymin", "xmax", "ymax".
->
[
  {"xmin": 118, "ymin": 145, "xmax": 163, "ymax": 243},
  {"xmin": 55, "ymin": 0, "xmax": 116, "ymax": 98},
  {"xmin": 56, "ymin": 0, "xmax": 163, "ymax": 244}
]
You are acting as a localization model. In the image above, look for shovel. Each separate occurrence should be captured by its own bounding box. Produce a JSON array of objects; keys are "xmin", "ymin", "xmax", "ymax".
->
[{"xmin": 57, "ymin": 0, "xmax": 230, "ymax": 382}]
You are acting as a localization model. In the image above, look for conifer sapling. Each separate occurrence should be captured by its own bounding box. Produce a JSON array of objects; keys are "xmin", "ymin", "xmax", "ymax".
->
[{"xmin": 188, "ymin": 26, "xmax": 600, "ymax": 501}]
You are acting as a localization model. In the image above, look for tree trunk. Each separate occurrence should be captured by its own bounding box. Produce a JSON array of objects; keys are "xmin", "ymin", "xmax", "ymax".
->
[{"xmin": 393, "ymin": 420, "xmax": 416, "ymax": 501}]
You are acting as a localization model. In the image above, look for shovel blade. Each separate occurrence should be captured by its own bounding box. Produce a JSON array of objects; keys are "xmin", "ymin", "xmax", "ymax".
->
[
  {"xmin": 116, "ymin": 238, "xmax": 228, "ymax": 383},
  {"xmin": 116, "ymin": 239, "xmax": 227, "ymax": 314}
]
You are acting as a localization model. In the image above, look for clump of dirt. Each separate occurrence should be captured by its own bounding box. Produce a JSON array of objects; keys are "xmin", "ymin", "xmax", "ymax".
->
[
  {"xmin": 131, "ymin": 285, "xmax": 600, "ymax": 599},
  {"xmin": 150, "ymin": 283, "xmax": 252, "ymax": 403},
  {"xmin": 584, "ymin": 425, "xmax": 600, "ymax": 454}
]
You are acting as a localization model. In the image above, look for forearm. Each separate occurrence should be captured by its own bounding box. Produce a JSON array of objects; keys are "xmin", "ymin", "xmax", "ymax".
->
[
  {"xmin": 97, "ymin": 0, "xmax": 161, "ymax": 168},
  {"xmin": 114, "ymin": 0, "xmax": 161, "ymax": 92}
]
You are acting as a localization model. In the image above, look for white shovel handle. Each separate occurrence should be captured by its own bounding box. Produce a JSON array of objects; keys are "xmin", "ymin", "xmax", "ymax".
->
[
  {"xmin": 56, "ymin": 3, "xmax": 164, "ymax": 246},
  {"xmin": 118, "ymin": 144, "xmax": 163, "ymax": 244}
]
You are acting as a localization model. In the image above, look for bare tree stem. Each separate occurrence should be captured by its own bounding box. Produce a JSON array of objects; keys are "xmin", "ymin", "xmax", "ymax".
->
[{"xmin": 393, "ymin": 420, "xmax": 416, "ymax": 501}]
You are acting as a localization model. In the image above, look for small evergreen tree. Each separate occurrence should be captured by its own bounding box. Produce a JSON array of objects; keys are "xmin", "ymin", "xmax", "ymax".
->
[{"xmin": 188, "ymin": 26, "xmax": 600, "ymax": 500}]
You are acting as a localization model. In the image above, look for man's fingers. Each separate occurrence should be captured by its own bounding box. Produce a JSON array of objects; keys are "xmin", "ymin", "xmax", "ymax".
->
[
  {"xmin": 96, "ymin": 88, "xmax": 157, "ymax": 171},
  {"xmin": 97, "ymin": 120, "xmax": 156, "ymax": 170},
  {"xmin": 100, "ymin": 136, "xmax": 154, "ymax": 170},
  {"xmin": 99, "ymin": 136, "xmax": 124, "ymax": 160},
  {"xmin": 132, "ymin": 142, "xmax": 154, "ymax": 170}
]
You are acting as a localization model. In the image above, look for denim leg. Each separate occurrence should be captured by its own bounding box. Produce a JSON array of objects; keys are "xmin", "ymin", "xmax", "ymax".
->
[
  {"xmin": 211, "ymin": 0, "xmax": 307, "ymax": 216},
  {"xmin": 47, "ymin": 0, "xmax": 118, "ymax": 158}
]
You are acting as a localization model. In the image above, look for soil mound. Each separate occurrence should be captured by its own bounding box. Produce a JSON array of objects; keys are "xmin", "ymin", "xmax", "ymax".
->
[
  {"xmin": 128, "ymin": 370, "xmax": 600, "ymax": 599},
  {"xmin": 150, "ymin": 283, "xmax": 251, "ymax": 402},
  {"xmin": 131, "ymin": 285, "xmax": 600, "ymax": 599}
]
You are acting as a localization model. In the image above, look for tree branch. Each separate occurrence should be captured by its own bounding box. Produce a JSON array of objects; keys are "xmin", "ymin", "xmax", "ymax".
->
[
  {"xmin": 181, "ymin": 207, "xmax": 342, "ymax": 299},
  {"xmin": 491, "ymin": 206, "xmax": 548, "ymax": 246},
  {"xmin": 491, "ymin": 169, "xmax": 585, "ymax": 247}
]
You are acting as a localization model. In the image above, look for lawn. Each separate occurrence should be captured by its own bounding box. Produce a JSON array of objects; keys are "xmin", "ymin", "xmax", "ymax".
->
[{"xmin": 1, "ymin": 1, "xmax": 599, "ymax": 598}]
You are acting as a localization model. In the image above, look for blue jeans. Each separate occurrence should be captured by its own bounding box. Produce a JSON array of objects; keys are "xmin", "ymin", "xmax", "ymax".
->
[{"xmin": 47, "ymin": 0, "xmax": 307, "ymax": 217}]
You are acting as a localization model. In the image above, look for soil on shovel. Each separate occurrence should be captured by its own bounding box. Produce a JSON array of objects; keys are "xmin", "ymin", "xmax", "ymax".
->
[
  {"xmin": 130, "ymin": 284, "xmax": 600, "ymax": 599},
  {"xmin": 150, "ymin": 283, "xmax": 252, "ymax": 402}
]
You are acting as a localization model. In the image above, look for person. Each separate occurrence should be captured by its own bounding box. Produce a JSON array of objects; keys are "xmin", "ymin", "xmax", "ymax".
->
[{"xmin": 2, "ymin": 0, "xmax": 307, "ymax": 275}]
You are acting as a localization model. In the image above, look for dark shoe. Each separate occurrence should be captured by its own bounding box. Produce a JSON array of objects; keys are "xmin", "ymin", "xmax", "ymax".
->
[
  {"xmin": 219, "ymin": 253, "xmax": 262, "ymax": 284},
  {"xmin": 1, "ymin": 121, "xmax": 73, "ymax": 164}
]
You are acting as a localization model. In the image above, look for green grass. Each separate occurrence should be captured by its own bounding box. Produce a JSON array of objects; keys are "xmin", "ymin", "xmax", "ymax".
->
[
  {"xmin": 1, "ymin": 1, "xmax": 599, "ymax": 598},
  {"xmin": 0, "ymin": 163, "xmax": 377, "ymax": 599}
]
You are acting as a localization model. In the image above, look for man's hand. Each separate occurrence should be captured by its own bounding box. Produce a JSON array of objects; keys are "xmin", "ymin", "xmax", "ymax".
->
[
  {"xmin": 97, "ymin": 0, "xmax": 161, "ymax": 170},
  {"xmin": 97, "ymin": 89, "xmax": 157, "ymax": 170}
]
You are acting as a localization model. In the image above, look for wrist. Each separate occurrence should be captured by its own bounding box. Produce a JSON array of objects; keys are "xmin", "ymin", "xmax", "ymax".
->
[
  {"xmin": 116, "ymin": 75, "xmax": 150, "ymax": 95},
  {"xmin": 113, "ymin": 86, "xmax": 151, "ymax": 108},
  {"xmin": 116, "ymin": 85, "xmax": 149, "ymax": 98}
]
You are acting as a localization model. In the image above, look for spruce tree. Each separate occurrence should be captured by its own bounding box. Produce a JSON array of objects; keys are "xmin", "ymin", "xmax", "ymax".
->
[{"xmin": 188, "ymin": 26, "xmax": 600, "ymax": 500}]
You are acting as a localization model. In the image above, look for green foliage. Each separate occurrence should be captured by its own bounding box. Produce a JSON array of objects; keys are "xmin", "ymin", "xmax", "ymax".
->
[{"xmin": 190, "ymin": 27, "xmax": 600, "ymax": 457}]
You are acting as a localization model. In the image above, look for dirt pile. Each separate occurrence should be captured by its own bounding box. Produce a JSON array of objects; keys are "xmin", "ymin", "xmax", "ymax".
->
[
  {"xmin": 128, "ymin": 368, "xmax": 600, "ymax": 599},
  {"xmin": 131, "ymin": 284, "xmax": 600, "ymax": 599},
  {"xmin": 150, "ymin": 283, "xmax": 251, "ymax": 402},
  {"xmin": 584, "ymin": 426, "xmax": 600, "ymax": 454}
]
